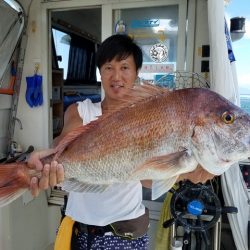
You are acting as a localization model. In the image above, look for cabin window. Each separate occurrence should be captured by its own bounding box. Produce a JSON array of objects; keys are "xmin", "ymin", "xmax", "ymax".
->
[
  {"xmin": 113, "ymin": 5, "xmax": 178, "ymax": 85},
  {"xmin": 52, "ymin": 28, "xmax": 70, "ymax": 79},
  {"xmin": 52, "ymin": 27, "xmax": 97, "ymax": 85}
]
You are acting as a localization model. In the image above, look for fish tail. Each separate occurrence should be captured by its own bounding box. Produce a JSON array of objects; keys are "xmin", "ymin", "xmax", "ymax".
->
[{"xmin": 0, "ymin": 162, "xmax": 32, "ymax": 207}]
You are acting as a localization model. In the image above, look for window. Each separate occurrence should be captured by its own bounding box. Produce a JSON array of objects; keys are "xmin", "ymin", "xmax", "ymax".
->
[
  {"xmin": 52, "ymin": 27, "xmax": 97, "ymax": 85},
  {"xmin": 52, "ymin": 28, "xmax": 70, "ymax": 79}
]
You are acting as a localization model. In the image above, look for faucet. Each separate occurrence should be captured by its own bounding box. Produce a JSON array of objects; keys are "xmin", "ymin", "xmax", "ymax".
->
[{"xmin": 13, "ymin": 117, "xmax": 23, "ymax": 130}]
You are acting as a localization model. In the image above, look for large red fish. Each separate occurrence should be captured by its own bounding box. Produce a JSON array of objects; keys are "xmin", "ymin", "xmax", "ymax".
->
[{"xmin": 0, "ymin": 84, "xmax": 250, "ymax": 206}]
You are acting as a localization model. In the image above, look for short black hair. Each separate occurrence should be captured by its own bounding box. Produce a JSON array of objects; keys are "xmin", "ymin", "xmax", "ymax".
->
[{"xmin": 96, "ymin": 34, "xmax": 143, "ymax": 71}]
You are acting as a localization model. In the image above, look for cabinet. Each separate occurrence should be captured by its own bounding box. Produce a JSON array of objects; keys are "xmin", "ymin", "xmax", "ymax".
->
[{"xmin": 52, "ymin": 69, "xmax": 64, "ymax": 138}]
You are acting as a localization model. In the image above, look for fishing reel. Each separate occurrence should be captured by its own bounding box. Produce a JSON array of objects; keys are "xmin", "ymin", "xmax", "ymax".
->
[{"xmin": 163, "ymin": 180, "xmax": 238, "ymax": 246}]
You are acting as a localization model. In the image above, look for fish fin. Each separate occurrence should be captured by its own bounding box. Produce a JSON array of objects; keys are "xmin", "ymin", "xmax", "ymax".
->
[
  {"xmin": 0, "ymin": 188, "xmax": 27, "ymax": 207},
  {"xmin": 151, "ymin": 177, "xmax": 178, "ymax": 200},
  {"xmin": 62, "ymin": 179, "xmax": 109, "ymax": 193},
  {"xmin": 0, "ymin": 163, "xmax": 31, "ymax": 207},
  {"xmin": 135, "ymin": 150, "xmax": 188, "ymax": 174},
  {"xmin": 54, "ymin": 125, "xmax": 89, "ymax": 159},
  {"xmin": 102, "ymin": 83, "xmax": 170, "ymax": 112},
  {"xmin": 126, "ymin": 82, "xmax": 170, "ymax": 102}
]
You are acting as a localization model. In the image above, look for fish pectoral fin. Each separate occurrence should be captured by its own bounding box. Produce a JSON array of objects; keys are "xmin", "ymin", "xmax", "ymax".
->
[
  {"xmin": 151, "ymin": 178, "xmax": 178, "ymax": 200},
  {"xmin": 62, "ymin": 179, "xmax": 109, "ymax": 193},
  {"xmin": 135, "ymin": 150, "xmax": 188, "ymax": 174},
  {"xmin": 148, "ymin": 150, "xmax": 188, "ymax": 169}
]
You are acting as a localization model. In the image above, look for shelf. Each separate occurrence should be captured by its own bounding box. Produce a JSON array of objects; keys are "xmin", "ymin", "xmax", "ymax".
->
[{"xmin": 52, "ymin": 100, "xmax": 62, "ymax": 105}]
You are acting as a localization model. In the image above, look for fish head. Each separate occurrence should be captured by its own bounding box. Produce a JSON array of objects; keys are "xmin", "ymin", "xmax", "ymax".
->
[{"xmin": 189, "ymin": 89, "xmax": 250, "ymax": 175}]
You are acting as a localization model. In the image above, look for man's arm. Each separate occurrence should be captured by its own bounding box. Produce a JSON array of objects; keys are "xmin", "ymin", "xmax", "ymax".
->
[
  {"xmin": 53, "ymin": 103, "xmax": 83, "ymax": 146},
  {"xmin": 177, "ymin": 165, "xmax": 215, "ymax": 183},
  {"xmin": 28, "ymin": 103, "xmax": 83, "ymax": 196},
  {"xmin": 141, "ymin": 165, "xmax": 214, "ymax": 189}
]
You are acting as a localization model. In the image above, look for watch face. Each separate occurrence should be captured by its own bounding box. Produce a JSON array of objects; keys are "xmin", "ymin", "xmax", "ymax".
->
[{"xmin": 150, "ymin": 43, "xmax": 168, "ymax": 63}]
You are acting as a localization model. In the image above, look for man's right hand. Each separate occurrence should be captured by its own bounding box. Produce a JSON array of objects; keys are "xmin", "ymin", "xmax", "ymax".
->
[{"xmin": 27, "ymin": 150, "xmax": 65, "ymax": 197}]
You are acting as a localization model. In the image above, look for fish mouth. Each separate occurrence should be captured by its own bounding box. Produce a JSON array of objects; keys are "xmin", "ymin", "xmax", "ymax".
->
[
  {"xmin": 212, "ymin": 137, "xmax": 249, "ymax": 164},
  {"xmin": 208, "ymin": 132, "xmax": 234, "ymax": 166}
]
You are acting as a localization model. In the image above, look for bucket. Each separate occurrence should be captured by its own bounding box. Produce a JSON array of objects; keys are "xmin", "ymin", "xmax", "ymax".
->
[{"xmin": 171, "ymin": 240, "xmax": 183, "ymax": 250}]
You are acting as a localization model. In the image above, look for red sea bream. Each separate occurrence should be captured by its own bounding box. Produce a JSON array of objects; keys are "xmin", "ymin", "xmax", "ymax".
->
[{"xmin": 0, "ymin": 84, "xmax": 250, "ymax": 206}]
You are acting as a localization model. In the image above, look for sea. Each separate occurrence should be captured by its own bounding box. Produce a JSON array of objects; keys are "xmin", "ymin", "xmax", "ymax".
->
[{"xmin": 240, "ymin": 94, "xmax": 250, "ymax": 114}]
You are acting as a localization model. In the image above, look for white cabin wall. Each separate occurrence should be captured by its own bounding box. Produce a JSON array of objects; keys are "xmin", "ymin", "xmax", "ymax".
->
[
  {"xmin": 0, "ymin": 192, "xmax": 61, "ymax": 250},
  {"xmin": 192, "ymin": 0, "xmax": 210, "ymax": 79},
  {"xmin": 14, "ymin": 0, "xmax": 50, "ymax": 151}
]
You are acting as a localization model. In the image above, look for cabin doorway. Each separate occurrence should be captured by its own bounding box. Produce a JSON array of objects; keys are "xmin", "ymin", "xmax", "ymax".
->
[{"xmin": 50, "ymin": 7, "xmax": 102, "ymax": 140}]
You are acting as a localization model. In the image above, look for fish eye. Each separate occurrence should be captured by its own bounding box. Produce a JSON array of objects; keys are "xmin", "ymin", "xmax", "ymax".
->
[{"xmin": 221, "ymin": 111, "xmax": 235, "ymax": 124}]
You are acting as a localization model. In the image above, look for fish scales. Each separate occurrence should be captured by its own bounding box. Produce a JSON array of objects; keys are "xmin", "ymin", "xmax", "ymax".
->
[{"xmin": 57, "ymin": 89, "xmax": 190, "ymax": 184}]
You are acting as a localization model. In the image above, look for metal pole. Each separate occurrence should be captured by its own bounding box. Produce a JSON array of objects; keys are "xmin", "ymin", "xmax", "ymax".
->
[{"xmin": 213, "ymin": 217, "xmax": 221, "ymax": 250}]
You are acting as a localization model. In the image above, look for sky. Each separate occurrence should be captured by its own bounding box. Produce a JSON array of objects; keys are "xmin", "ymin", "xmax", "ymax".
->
[{"xmin": 225, "ymin": 0, "xmax": 250, "ymax": 94}]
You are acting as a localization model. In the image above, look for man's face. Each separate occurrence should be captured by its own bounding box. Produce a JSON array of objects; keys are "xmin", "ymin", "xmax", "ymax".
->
[{"xmin": 100, "ymin": 55, "xmax": 138, "ymax": 101}]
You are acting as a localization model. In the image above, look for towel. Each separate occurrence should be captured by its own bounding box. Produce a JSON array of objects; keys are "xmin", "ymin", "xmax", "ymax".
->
[
  {"xmin": 54, "ymin": 216, "xmax": 75, "ymax": 250},
  {"xmin": 155, "ymin": 185, "xmax": 178, "ymax": 250}
]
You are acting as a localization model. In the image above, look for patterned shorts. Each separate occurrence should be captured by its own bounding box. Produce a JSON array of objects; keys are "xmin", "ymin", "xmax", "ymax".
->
[{"xmin": 71, "ymin": 231, "xmax": 149, "ymax": 250}]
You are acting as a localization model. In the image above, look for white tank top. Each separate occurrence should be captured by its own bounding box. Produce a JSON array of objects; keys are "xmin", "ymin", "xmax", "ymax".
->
[{"xmin": 65, "ymin": 99, "xmax": 145, "ymax": 226}]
